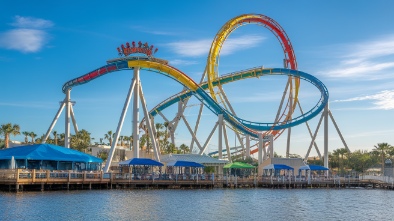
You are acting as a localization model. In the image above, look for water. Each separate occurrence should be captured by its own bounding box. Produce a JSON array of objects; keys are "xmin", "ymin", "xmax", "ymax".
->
[{"xmin": 0, "ymin": 188, "xmax": 393, "ymax": 221}]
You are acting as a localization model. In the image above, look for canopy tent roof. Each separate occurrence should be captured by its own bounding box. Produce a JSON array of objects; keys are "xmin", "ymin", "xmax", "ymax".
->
[
  {"xmin": 223, "ymin": 162, "xmax": 255, "ymax": 169},
  {"xmin": 0, "ymin": 144, "xmax": 102, "ymax": 163},
  {"xmin": 167, "ymin": 160, "xmax": 204, "ymax": 167},
  {"xmin": 263, "ymin": 164, "xmax": 294, "ymax": 170},
  {"xmin": 161, "ymin": 154, "xmax": 228, "ymax": 165},
  {"xmin": 299, "ymin": 165, "xmax": 329, "ymax": 171},
  {"xmin": 119, "ymin": 158, "xmax": 164, "ymax": 166}
]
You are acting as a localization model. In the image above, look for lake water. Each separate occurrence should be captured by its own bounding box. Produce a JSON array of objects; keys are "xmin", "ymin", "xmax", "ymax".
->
[{"xmin": 0, "ymin": 188, "xmax": 393, "ymax": 221}]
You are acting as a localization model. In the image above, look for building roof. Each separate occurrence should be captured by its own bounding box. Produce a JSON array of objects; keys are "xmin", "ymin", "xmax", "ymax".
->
[
  {"xmin": 161, "ymin": 154, "xmax": 228, "ymax": 165},
  {"xmin": 0, "ymin": 144, "xmax": 103, "ymax": 163}
]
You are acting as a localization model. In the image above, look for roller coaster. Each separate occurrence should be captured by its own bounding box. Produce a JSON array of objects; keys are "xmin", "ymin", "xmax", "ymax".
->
[{"xmin": 44, "ymin": 14, "xmax": 348, "ymax": 172}]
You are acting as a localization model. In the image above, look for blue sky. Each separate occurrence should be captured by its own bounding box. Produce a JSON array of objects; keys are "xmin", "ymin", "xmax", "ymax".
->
[{"xmin": 1, "ymin": 1, "xmax": 394, "ymax": 157}]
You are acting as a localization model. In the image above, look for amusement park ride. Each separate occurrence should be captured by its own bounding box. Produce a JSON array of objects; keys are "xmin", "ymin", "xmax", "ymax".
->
[{"xmin": 42, "ymin": 14, "xmax": 349, "ymax": 173}]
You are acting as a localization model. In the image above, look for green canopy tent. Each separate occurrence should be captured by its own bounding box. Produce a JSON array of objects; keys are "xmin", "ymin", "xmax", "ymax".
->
[
  {"xmin": 223, "ymin": 162, "xmax": 256, "ymax": 177},
  {"xmin": 224, "ymin": 162, "xmax": 255, "ymax": 169}
]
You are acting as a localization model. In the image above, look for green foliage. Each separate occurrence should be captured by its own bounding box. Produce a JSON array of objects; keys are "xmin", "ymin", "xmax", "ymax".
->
[
  {"xmin": 236, "ymin": 157, "xmax": 257, "ymax": 166},
  {"xmin": 97, "ymin": 149, "xmax": 108, "ymax": 161},
  {"xmin": 70, "ymin": 129, "xmax": 91, "ymax": 152},
  {"xmin": 204, "ymin": 166, "xmax": 215, "ymax": 173}
]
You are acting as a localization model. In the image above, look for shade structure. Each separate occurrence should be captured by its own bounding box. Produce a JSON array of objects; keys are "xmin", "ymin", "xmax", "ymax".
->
[
  {"xmin": 0, "ymin": 144, "xmax": 102, "ymax": 163},
  {"xmin": 119, "ymin": 158, "xmax": 164, "ymax": 166},
  {"xmin": 263, "ymin": 164, "xmax": 294, "ymax": 170},
  {"xmin": 167, "ymin": 160, "xmax": 204, "ymax": 167},
  {"xmin": 299, "ymin": 164, "xmax": 329, "ymax": 171},
  {"xmin": 223, "ymin": 162, "xmax": 255, "ymax": 169}
]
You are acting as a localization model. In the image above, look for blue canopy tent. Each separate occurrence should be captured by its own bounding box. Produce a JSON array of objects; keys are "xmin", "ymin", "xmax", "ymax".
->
[
  {"xmin": 0, "ymin": 144, "xmax": 103, "ymax": 170},
  {"xmin": 119, "ymin": 158, "xmax": 163, "ymax": 166},
  {"xmin": 166, "ymin": 160, "xmax": 204, "ymax": 167},
  {"xmin": 299, "ymin": 164, "xmax": 329, "ymax": 179},
  {"xmin": 299, "ymin": 164, "xmax": 329, "ymax": 171},
  {"xmin": 263, "ymin": 164, "xmax": 294, "ymax": 176},
  {"xmin": 119, "ymin": 158, "xmax": 164, "ymax": 179},
  {"xmin": 166, "ymin": 160, "xmax": 205, "ymax": 180}
]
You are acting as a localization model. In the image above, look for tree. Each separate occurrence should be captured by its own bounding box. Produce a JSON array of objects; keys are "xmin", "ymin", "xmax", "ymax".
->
[
  {"xmin": 104, "ymin": 131, "xmax": 113, "ymax": 146},
  {"xmin": 29, "ymin": 132, "xmax": 37, "ymax": 144},
  {"xmin": 333, "ymin": 148, "xmax": 349, "ymax": 175},
  {"xmin": 53, "ymin": 130, "xmax": 58, "ymax": 145},
  {"xmin": 97, "ymin": 149, "xmax": 108, "ymax": 161},
  {"xmin": 70, "ymin": 129, "xmax": 91, "ymax": 152},
  {"xmin": 22, "ymin": 131, "xmax": 30, "ymax": 144},
  {"xmin": 179, "ymin": 144, "xmax": 190, "ymax": 154},
  {"xmin": 373, "ymin": 143, "xmax": 392, "ymax": 174},
  {"xmin": 0, "ymin": 123, "xmax": 21, "ymax": 148},
  {"xmin": 348, "ymin": 150, "xmax": 375, "ymax": 174}
]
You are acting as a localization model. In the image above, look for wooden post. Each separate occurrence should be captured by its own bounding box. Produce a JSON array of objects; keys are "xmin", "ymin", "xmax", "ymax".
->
[
  {"xmin": 46, "ymin": 170, "xmax": 50, "ymax": 183},
  {"xmin": 16, "ymin": 168, "xmax": 20, "ymax": 183},
  {"xmin": 32, "ymin": 169, "xmax": 36, "ymax": 183}
]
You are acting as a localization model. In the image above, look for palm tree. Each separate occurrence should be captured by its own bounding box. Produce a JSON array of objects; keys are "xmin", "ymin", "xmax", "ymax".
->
[
  {"xmin": 22, "ymin": 131, "xmax": 30, "ymax": 144},
  {"xmin": 374, "ymin": 143, "xmax": 392, "ymax": 174},
  {"xmin": 333, "ymin": 148, "xmax": 348, "ymax": 175},
  {"xmin": 0, "ymin": 123, "xmax": 21, "ymax": 148},
  {"xmin": 53, "ymin": 130, "xmax": 58, "ymax": 145},
  {"xmin": 29, "ymin": 132, "xmax": 37, "ymax": 144},
  {"xmin": 179, "ymin": 144, "xmax": 190, "ymax": 154},
  {"xmin": 104, "ymin": 131, "xmax": 113, "ymax": 146}
]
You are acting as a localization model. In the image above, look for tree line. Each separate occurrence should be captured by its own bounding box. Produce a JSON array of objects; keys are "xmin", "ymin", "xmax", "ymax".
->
[{"xmin": 0, "ymin": 122, "xmax": 190, "ymax": 156}]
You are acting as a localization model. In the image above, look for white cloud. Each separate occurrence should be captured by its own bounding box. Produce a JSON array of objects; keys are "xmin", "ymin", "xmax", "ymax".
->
[
  {"xmin": 332, "ymin": 90, "xmax": 394, "ymax": 110},
  {"xmin": 0, "ymin": 16, "xmax": 53, "ymax": 53},
  {"xmin": 11, "ymin": 15, "xmax": 54, "ymax": 29},
  {"xmin": 166, "ymin": 35, "xmax": 265, "ymax": 57},
  {"xmin": 167, "ymin": 39, "xmax": 211, "ymax": 57},
  {"xmin": 0, "ymin": 29, "xmax": 48, "ymax": 53},
  {"xmin": 221, "ymin": 35, "xmax": 265, "ymax": 55},
  {"xmin": 169, "ymin": 59, "xmax": 198, "ymax": 66},
  {"xmin": 320, "ymin": 35, "xmax": 394, "ymax": 80}
]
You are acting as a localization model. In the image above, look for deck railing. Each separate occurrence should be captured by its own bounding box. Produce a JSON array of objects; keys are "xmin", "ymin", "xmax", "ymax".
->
[{"xmin": 0, "ymin": 169, "xmax": 105, "ymax": 184}]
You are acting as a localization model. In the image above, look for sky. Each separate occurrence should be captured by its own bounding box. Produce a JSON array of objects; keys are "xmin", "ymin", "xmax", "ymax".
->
[{"xmin": 1, "ymin": 1, "xmax": 394, "ymax": 158}]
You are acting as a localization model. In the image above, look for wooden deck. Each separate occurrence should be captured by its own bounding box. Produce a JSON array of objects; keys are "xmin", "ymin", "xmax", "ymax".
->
[{"xmin": 1, "ymin": 169, "xmax": 393, "ymax": 192}]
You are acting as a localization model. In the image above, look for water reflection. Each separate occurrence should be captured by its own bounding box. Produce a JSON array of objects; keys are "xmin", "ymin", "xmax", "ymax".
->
[{"xmin": 0, "ymin": 189, "xmax": 393, "ymax": 221}]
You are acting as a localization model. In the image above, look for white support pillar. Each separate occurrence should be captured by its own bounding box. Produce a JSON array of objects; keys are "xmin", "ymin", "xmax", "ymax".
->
[
  {"xmin": 139, "ymin": 84, "xmax": 160, "ymax": 161},
  {"xmin": 199, "ymin": 122, "xmax": 219, "ymax": 155},
  {"xmin": 70, "ymin": 104, "xmax": 79, "ymax": 134},
  {"xmin": 286, "ymin": 82, "xmax": 293, "ymax": 158},
  {"xmin": 304, "ymin": 112, "xmax": 324, "ymax": 161},
  {"xmin": 297, "ymin": 100, "xmax": 322, "ymax": 159},
  {"xmin": 263, "ymin": 139, "xmax": 268, "ymax": 160},
  {"xmin": 132, "ymin": 67, "xmax": 140, "ymax": 158},
  {"xmin": 181, "ymin": 115, "xmax": 203, "ymax": 152},
  {"xmin": 246, "ymin": 134, "xmax": 250, "ymax": 158},
  {"xmin": 43, "ymin": 101, "xmax": 65, "ymax": 143},
  {"xmin": 65, "ymin": 89, "xmax": 71, "ymax": 148},
  {"xmin": 104, "ymin": 78, "xmax": 136, "ymax": 173},
  {"xmin": 218, "ymin": 114, "xmax": 223, "ymax": 159},
  {"xmin": 222, "ymin": 123, "xmax": 231, "ymax": 162},
  {"xmin": 328, "ymin": 109, "xmax": 350, "ymax": 151},
  {"xmin": 258, "ymin": 133, "xmax": 263, "ymax": 165},
  {"xmin": 190, "ymin": 103, "xmax": 204, "ymax": 153},
  {"xmin": 263, "ymin": 143, "xmax": 267, "ymax": 160},
  {"xmin": 286, "ymin": 128, "xmax": 291, "ymax": 158},
  {"xmin": 269, "ymin": 135, "xmax": 274, "ymax": 158},
  {"xmin": 324, "ymin": 103, "xmax": 329, "ymax": 168}
]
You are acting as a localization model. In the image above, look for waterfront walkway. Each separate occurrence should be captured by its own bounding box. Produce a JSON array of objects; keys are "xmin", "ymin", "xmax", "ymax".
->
[{"xmin": 1, "ymin": 169, "xmax": 393, "ymax": 192}]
